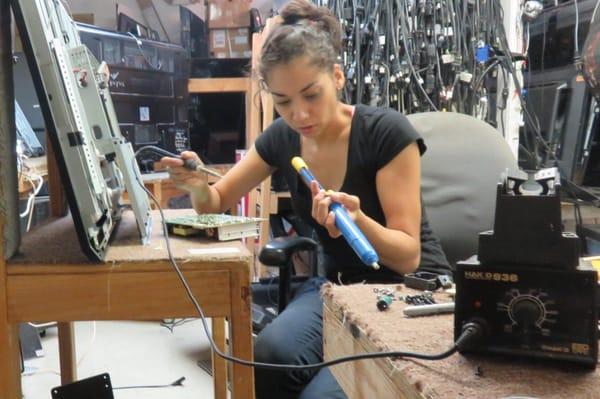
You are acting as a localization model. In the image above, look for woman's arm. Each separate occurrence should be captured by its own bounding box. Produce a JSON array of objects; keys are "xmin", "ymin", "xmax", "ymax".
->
[
  {"xmin": 312, "ymin": 142, "xmax": 421, "ymax": 275},
  {"xmin": 359, "ymin": 141, "xmax": 421, "ymax": 273},
  {"xmin": 161, "ymin": 145, "xmax": 274, "ymax": 214}
]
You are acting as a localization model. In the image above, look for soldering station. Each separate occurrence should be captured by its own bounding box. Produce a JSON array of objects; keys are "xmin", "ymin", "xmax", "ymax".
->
[{"xmin": 455, "ymin": 169, "xmax": 598, "ymax": 368}]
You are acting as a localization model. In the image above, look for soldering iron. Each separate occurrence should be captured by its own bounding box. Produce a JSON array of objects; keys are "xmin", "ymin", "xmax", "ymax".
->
[
  {"xmin": 291, "ymin": 156, "xmax": 380, "ymax": 270},
  {"xmin": 135, "ymin": 145, "xmax": 223, "ymax": 178}
]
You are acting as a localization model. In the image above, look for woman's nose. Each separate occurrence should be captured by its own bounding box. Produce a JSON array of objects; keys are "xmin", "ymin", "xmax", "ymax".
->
[{"xmin": 292, "ymin": 107, "xmax": 309, "ymax": 123}]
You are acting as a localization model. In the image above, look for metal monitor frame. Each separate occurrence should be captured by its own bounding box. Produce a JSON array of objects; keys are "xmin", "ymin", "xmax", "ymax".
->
[{"xmin": 11, "ymin": 0, "xmax": 152, "ymax": 260}]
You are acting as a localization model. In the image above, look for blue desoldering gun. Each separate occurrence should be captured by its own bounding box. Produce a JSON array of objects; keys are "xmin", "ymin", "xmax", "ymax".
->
[{"xmin": 291, "ymin": 156, "xmax": 380, "ymax": 270}]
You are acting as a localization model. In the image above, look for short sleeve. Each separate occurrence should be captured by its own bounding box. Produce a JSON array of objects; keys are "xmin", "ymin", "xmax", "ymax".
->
[
  {"xmin": 254, "ymin": 118, "xmax": 288, "ymax": 168},
  {"xmin": 371, "ymin": 110, "xmax": 427, "ymax": 170}
]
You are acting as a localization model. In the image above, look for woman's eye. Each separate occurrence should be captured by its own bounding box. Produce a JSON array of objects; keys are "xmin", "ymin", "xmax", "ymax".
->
[
  {"xmin": 275, "ymin": 100, "xmax": 291, "ymax": 106},
  {"xmin": 305, "ymin": 93, "xmax": 320, "ymax": 100}
]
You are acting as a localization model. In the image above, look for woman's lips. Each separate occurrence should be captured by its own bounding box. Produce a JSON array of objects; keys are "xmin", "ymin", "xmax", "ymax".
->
[{"xmin": 298, "ymin": 125, "xmax": 315, "ymax": 134}]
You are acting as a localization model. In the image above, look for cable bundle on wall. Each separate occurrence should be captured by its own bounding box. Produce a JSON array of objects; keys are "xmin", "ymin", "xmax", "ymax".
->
[{"xmin": 317, "ymin": 0, "xmax": 520, "ymax": 129}]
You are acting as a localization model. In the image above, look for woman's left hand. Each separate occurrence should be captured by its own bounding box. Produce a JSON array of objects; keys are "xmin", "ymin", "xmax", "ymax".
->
[{"xmin": 310, "ymin": 181, "xmax": 363, "ymax": 238}]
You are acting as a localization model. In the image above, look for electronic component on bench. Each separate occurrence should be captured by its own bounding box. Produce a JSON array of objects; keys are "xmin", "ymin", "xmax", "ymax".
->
[
  {"xmin": 404, "ymin": 302, "xmax": 455, "ymax": 318},
  {"xmin": 377, "ymin": 295, "xmax": 393, "ymax": 311}
]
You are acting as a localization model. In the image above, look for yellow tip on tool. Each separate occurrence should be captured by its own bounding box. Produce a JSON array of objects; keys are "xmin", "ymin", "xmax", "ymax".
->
[
  {"xmin": 372, "ymin": 262, "xmax": 380, "ymax": 270},
  {"xmin": 291, "ymin": 156, "xmax": 307, "ymax": 172}
]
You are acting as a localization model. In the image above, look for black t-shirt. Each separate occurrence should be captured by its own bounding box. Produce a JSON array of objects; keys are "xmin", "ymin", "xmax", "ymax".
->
[{"xmin": 255, "ymin": 104, "xmax": 451, "ymax": 282}]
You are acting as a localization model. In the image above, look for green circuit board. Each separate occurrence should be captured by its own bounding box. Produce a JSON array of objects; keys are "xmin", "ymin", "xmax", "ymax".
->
[{"xmin": 166, "ymin": 214, "xmax": 262, "ymax": 229}]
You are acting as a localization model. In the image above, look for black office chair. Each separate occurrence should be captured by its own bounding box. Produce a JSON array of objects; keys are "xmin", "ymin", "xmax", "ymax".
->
[
  {"xmin": 258, "ymin": 236, "xmax": 318, "ymax": 312},
  {"xmin": 250, "ymin": 209, "xmax": 319, "ymax": 334},
  {"xmin": 256, "ymin": 112, "xmax": 518, "ymax": 326}
]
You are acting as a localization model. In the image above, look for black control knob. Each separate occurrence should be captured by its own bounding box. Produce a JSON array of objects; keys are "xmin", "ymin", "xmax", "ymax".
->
[
  {"xmin": 498, "ymin": 289, "xmax": 556, "ymax": 337},
  {"xmin": 508, "ymin": 295, "xmax": 546, "ymax": 331},
  {"xmin": 511, "ymin": 298, "xmax": 543, "ymax": 326}
]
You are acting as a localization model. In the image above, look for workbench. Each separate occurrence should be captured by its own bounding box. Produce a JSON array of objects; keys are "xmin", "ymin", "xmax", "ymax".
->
[
  {"xmin": 323, "ymin": 284, "xmax": 600, "ymax": 399},
  {"xmin": 0, "ymin": 209, "xmax": 255, "ymax": 399}
]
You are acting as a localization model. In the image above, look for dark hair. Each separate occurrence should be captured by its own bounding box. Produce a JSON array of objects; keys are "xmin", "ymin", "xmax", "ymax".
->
[{"xmin": 259, "ymin": 0, "xmax": 342, "ymax": 82}]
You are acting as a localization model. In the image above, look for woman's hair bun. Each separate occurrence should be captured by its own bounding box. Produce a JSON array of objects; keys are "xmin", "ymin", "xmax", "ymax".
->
[{"xmin": 279, "ymin": 0, "xmax": 342, "ymax": 54}]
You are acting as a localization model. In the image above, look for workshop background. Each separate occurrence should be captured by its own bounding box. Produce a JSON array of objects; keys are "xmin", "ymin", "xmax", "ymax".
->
[{"xmin": 4, "ymin": 0, "xmax": 600, "ymax": 398}]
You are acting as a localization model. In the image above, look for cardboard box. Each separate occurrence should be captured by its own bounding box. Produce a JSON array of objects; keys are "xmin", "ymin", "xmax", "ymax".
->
[
  {"xmin": 209, "ymin": 28, "xmax": 252, "ymax": 59},
  {"xmin": 207, "ymin": 0, "xmax": 251, "ymax": 28}
]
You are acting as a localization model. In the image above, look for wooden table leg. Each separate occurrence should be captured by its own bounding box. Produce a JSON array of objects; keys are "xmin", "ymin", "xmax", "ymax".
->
[
  {"xmin": 57, "ymin": 322, "xmax": 77, "ymax": 384},
  {"xmin": 0, "ymin": 322, "xmax": 22, "ymax": 399},
  {"xmin": 229, "ymin": 270, "xmax": 254, "ymax": 399},
  {"xmin": 212, "ymin": 317, "xmax": 227, "ymax": 399}
]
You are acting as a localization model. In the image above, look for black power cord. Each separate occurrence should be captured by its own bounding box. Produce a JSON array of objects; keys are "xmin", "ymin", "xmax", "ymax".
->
[
  {"xmin": 130, "ymin": 147, "xmax": 486, "ymax": 372},
  {"xmin": 135, "ymin": 145, "xmax": 182, "ymax": 160},
  {"xmin": 318, "ymin": 0, "xmax": 507, "ymax": 114}
]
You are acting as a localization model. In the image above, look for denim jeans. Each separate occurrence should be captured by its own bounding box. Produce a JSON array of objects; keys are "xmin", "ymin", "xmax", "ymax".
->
[{"xmin": 254, "ymin": 277, "xmax": 348, "ymax": 399}]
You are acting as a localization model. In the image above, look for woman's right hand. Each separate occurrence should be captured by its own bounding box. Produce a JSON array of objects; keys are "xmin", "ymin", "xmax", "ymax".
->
[{"xmin": 160, "ymin": 151, "xmax": 210, "ymax": 201}]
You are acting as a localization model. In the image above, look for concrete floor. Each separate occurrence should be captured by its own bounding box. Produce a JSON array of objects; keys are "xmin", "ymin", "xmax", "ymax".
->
[{"xmin": 21, "ymin": 319, "xmax": 217, "ymax": 398}]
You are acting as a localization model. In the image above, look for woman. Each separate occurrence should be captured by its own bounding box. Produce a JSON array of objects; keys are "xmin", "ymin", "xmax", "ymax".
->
[{"xmin": 161, "ymin": 1, "xmax": 450, "ymax": 397}]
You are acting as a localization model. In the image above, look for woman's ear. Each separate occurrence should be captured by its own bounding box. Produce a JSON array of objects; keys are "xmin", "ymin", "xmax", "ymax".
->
[
  {"xmin": 258, "ymin": 78, "xmax": 269, "ymax": 92},
  {"xmin": 333, "ymin": 63, "xmax": 345, "ymax": 90}
]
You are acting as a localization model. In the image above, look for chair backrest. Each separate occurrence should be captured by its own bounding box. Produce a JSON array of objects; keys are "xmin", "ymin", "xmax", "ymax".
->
[{"xmin": 407, "ymin": 112, "xmax": 518, "ymax": 266}]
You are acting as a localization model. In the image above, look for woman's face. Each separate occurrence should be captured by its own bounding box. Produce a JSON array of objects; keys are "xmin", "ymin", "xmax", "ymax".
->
[{"xmin": 266, "ymin": 55, "xmax": 344, "ymax": 139}]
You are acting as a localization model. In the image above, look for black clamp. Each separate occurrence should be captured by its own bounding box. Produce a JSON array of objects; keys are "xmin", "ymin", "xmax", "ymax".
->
[{"xmin": 404, "ymin": 272, "xmax": 453, "ymax": 291}]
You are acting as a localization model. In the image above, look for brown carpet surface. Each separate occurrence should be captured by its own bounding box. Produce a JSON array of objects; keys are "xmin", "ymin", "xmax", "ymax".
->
[{"xmin": 322, "ymin": 283, "xmax": 600, "ymax": 399}]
